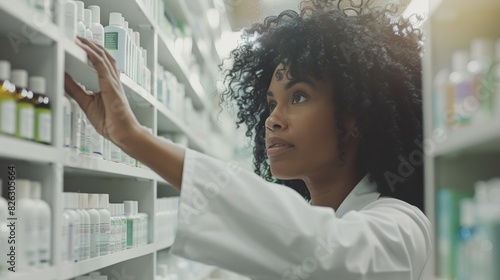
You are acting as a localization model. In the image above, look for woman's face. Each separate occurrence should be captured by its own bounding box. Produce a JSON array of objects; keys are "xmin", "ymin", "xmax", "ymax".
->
[{"xmin": 265, "ymin": 65, "xmax": 342, "ymax": 180}]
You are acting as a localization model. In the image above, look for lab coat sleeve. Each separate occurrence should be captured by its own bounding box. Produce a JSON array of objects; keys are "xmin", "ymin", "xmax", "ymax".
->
[{"xmin": 170, "ymin": 149, "xmax": 432, "ymax": 280}]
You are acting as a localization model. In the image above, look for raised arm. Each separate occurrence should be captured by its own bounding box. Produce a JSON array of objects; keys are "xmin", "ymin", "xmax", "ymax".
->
[{"xmin": 65, "ymin": 37, "xmax": 184, "ymax": 190}]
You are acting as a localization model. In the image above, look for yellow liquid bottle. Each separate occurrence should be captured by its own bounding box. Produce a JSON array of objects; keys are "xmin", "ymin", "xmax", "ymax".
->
[
  {"xmin": 0, "ymin": 61, "xmax": 17, "ymax": 136},
  {"xmin": 29, "ymin": 77, "xmax": 52, "ymax": 144},
  {"xmin": 11, "ymin": 69, "xmax": 35, "ymax": 140}
]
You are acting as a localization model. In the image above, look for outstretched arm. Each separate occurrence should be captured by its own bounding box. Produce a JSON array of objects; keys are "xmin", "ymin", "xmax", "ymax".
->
[{"xmin": 65, "ymin": 37, "xmax": 184, "ymax": 190}]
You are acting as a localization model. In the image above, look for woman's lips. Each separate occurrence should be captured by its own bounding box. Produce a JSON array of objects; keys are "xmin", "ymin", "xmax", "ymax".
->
[{"xmin": 267, "ymin": 144, "xmax": 294, "ymax": 157}]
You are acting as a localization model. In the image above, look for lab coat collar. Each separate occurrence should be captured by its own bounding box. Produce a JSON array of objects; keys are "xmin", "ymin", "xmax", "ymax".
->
[{"xmin": 334, "ymin": 174, "xmax": 381, "ymax": 218}]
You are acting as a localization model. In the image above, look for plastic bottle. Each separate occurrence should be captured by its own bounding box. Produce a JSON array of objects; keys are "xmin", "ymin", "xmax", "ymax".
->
[
  {"xmin": 467, "ymin": 38, "xmax": 496, "ymax": 123},
  {"xmin": 0, "ymin": 61, "xmax": 17, "ymax": 136},
  {"xmin": 0, "ymin": 179, "xmax": 9, "ymax": 275},
  {"xmin": 124, "ymin": 201, "xmax": 135, "ymax": 249},
  {"xmin": 63, "ymin": 192, "xmax": 80, "ymax": 263},
  {"xmin": 433, "ymin": 69, "xmax": 451, "ymax": 131},
  {"xmin": 109, "ymin": 141, "xmax": 121, "ymax": 163},
  {"xmin": 80, "ymin": 115, "xmax": 91, "ymax": 155},
  {"xmin": 31, "ymin": 181, "xmax": 51, "ymax": 267},
  {"xmin": 119, "ymin": 204, "xmax": 127, "ymax": 251},
  {"xmin": 89, "ymin": 124, "xmax": 104, "ymax": 159},
  {"xmin": 16, "ymin": 179, "xmax": 38, "ymax": 271},
  {"xmin": 134, "ymin": 32, "xmax": 143, "ymax": 85},
  {"xmin": 11, "ymin": 69, "xmax": 35, "ymax": 140},
  {"xmin": 97, "ymin": 194, "xmax": 110, "ymax": 256},
  {"xmin": 87, "ymin": 193, "xmax": 100, "ymax": 258},
  {"xmin": 449, "ymin": 51, "xmax": 474, "ymax": 126},
  {"xmin": 133, "ymin": 201, "xmax": 140, "ymax": 247},
  {"xmin": 33, "ymin": 0, "xmax": 53, "ymax": 20},
  {"xmin": 123, "ymin": 20, "xmax": 132, "ymax": 77},
  {"xmin": 64, "ymin": 0, "xmax": 77, "ymax": 40},
  {"xmin": 83, "ymin": 9, "xmax": 94, "ymax": 41},
  {"xmin": 63, "ymin": 94, "xmax": 71, "ymax": 148},
  {"xmin": 78, "ymin": 193, "xmax": 91, "ymax": 260},
  {"xmin": 128, "ymin": 28, "xmax": 137, "ymax": 82},
  {"xmin": 104, "ymin": 13, "xmax": 127, "ymax": 73},
  {"xmin": 74, "ymin": 1, "xmax": 86, "ymax": 38},
  {"xmin": 88, "ymin": 5, "xmax": 104, "ymax": 46},
  {"xmin": 69, "ymin": 97, "xmax": 82, "ymax": 152},
  {"xmin": 29, "ymin": 77, "xmax": 52, "ymax": 144},
  {"xmin": 109, "ymin": 204, "xmax": 117, "ymax": 254}
]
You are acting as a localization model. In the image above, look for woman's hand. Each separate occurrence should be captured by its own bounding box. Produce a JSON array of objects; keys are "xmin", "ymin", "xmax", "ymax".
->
[{"xmin": 64, "ymin": 37, "xmax": 141, "ymax": 147}]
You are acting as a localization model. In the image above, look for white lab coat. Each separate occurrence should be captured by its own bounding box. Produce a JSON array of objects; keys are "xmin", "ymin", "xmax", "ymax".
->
[{"xmin": 170, "ymin": 149, "xmax": 433, "ymax": 280}]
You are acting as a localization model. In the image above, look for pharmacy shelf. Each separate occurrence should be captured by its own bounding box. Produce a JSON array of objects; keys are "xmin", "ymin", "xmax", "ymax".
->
[
  {"xmin": 59, "ymin": 243, "xmax": 156, "ymax": 280},
  {"xmin": 0, "ymin": 0, "xmax": 59, "ymax": 45},
  {"xmin": 0, "ymin": 135, "xmax": 62, "ymax": 164},
  {"xmin": 157, "ymin": 30, "xmax": 207, "ymax": 110},
  {"xmin": 156, "ymin": 237, "xmax": 175, "ymax": 251},
  {"xmin": 432, "ymin": 118, "xmax": 500, "ymax": 157},
  {"xmin": 63, "ymin": 150, "xmax": 164, "ymax": 181},
  {"xmin": 5, "ymin": 266, "xmax": 57, "ymax": 280}
]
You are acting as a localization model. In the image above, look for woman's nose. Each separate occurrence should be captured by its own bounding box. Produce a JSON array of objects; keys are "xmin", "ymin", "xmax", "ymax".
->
[{"xmin": 265, "ymin": 108, "xmax": 287, "ymax": 131}]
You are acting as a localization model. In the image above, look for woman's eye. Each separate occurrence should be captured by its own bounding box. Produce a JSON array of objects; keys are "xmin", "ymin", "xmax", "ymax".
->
[
  {"xmin": 292, "ymin": 93, "xmax": 307, "ymax": 104},
  {"xmin": 268, "ymin": 102, "xmax": 276, "ymax": 111}
]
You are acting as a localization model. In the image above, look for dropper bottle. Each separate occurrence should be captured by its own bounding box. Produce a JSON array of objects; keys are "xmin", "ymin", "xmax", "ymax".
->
[
  {"xmin": 0, "ymin": 61, "xmax": 17, "ymax": 136},
  {"xmin": 11, "ymin": 69, "xmax": 34, "ymax": 140},
  {"xmin": 29, "ymin": 76, "xmax": 52, "ymax": 144}
]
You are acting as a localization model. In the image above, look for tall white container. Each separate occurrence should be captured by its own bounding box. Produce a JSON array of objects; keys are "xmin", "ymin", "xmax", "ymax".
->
[
  {"xmin": 16, "ymin": 180, "xmax": 38, "ymax": 271},
  {"xmin": 31, "ymin": 181, "xmax": 51, "ymax": 267},
  {"xmin": 77, "ymin": 193, "xmax": 90, "ymax": 260},
  {"xmin": 88, "ymin": 5, "xmax": 104, "ymax": 46},
  {"xmin": 104, "ymin": 13, "xmax": 127, "ymax": 73},
  {"xmin": 97, "ymin": 194, "xmax": 111, "ymax": 256},
  {"xmin": 87, "ymin": 194, "xmax": 100, "ymax": 258},
  {"xmin": 63, "ymin": 192, "xmax": 80, "ymax": 263}
]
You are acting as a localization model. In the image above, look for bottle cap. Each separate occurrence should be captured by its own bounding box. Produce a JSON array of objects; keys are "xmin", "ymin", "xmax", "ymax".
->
[
  {"xmin": 29, "ymin": 76, "xmax": 46, "ymax": 94},
  {"xmin": 16, "ymin": 179, "xmax": 31, "ymax": 199},
  {"xmin": 88, "ymin": 193, "xmax": 99, "ymax": 209},
  {"xmin": 134, "ymin": 31, "xmax": 140, "ymax": 46},
  {"xmin": 0, "ymin": 60, "xmax": 11, "ymax": 81},
  {"xmin": 84, "ymin": 9, "xmax": 92, "ymax": 28},
  {"xmin": 88, "ymin": 5, "xmax": 100, "ymax": 24},
  {"xmin": 133, "ymin": 201, "xmax": 138, "ymax": 214},
  {"xmin": 75, "ymin": 1, "xmax": 84, "ymax": 21},
  {"xmin": 119, "ymin": 204, "xmax": 124, "ymax": 215},
  {"xmin": 79, "ymin": 193, "xmax": 88, "ymax": 209},
  {"xmin": 124, "ymin": 20, "xmax": 129, "ymax": 30},
  {"xmin": 109, "ymin": 12, "xmax": 123, "ymax": 26},
  {"xmin": 124, "ymin": 200, "xmax": 134, "ymax": 215},
  {"xmin": 11, "ymin": 69, "xmax": 28, "ymax": 88},
  {"xmin": 31, "ymin": 181, "xmax": 42, "ymax": 200},
  {"xmin": 99, "ymin": 193, "xmax": 109, "ymax": 209},
  {"xmin": 89, "ymin": 271, "xmax": 101, "ymax": 277}
]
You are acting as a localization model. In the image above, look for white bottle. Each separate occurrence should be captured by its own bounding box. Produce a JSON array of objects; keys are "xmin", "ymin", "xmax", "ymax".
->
[
  {"xmin": 108, "ymin": 204, "xmax": 117, "ymax": 254},
  {"xmin": 87, "ymin": 194, "xmax": 100, "ymax": 258},
  {"xmin": 88, "ymin": 5, "xmax": 104, "ymax": 46},
  {"xmin": 62, "ymin": 94, "xmax": 72, "ymax": 148},
  {"xmin": 449, "ymin": 51, "xmax": 474, "ymax": 126},
  {"xmin": 89, "ymin": 124, "xmax": 104, "ymax": 159},
  {"xmin": 128, "ymin": 28, "xmax": 137, "ymax": 82},
  {"xmin": 69, "ymin": 97, "xmax": 82, "ymax": 153},
  {"xmin": 77, "ymin": 193, "xmax": 90, "ymax": 260},
  {"xmin": 468, "ymin": 38, "xmax": 495, "ymax": 123},
  {"xmin": 0, "ymin": 179, "xmax": 9, "ymax": 275},
  {"xmin": 134, "ymin": 32, "xmax": 142, "ymax": 85},
  {"xmin": 31, "ymin": 181, "xmax": 51, "ymax": 267},
  {"xmin": 104, "ymin": 13, "xmax": 127, "ymax": 73},
  {"xmin": 74, "ymin": 1, "xmax": 86, "ymax": 38},
  {"xmin": 124, "ymin": 201, "xmax": 135, "ymax": 249},
  {"xmin": 63, "ymin": 192, "xmax": 80, "ymax": 263},
  {"xmin": 64, "ymin": 0, "xmax": 77, "ymax": 40},
  {"xmin": 123, "ymin": 20, "xmax": 131, "ymax": 77},
  {"xmin": 109, "ymin": 141, "xmax": 121, "ymax": 163},
  {"xmin": 119, "ymin": 204, "xmax": 127, "ymax": 251},
  {"xmin": 80, "ymin": 115, "xmax": 91, "ymax": 155},
  {"xmin": 83, "ymin": 9, "xmax": 94, "ymax": 41},
  {"xmin": 97, "ymin": 194, "xmax": 111, "ymax": 256},
  {"xmin": 16, "ymin": 180, "xmax": 38, "ymax": 271}
]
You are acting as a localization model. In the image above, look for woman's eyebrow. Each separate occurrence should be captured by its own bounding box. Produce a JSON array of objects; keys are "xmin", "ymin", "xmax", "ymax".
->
[{"xmin": 285, "ymin": 78, "xmax": 316, "ymax": 90}]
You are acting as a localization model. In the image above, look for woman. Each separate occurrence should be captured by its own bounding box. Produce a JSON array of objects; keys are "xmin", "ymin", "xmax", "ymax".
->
[{"xmin": 65, "ymin": 0, "xmax": 432, "ymax": 279}]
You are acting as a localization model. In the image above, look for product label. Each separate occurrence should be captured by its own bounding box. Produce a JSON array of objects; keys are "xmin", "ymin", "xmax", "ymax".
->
[
  {"xmin": 17, "ymin": 104, "xmax": 34, "ymax": 139},
  {"xmin": 79, "ymin": 123, "xmax": 91, "ymax": 155},
  {"xmin": 127, "ymin": 219, "xmax": 134, "ymax": 248},
  {"xmin": 36, "ymin": 109, "xmax": 52, "ymax": 143},
  {"xmin": 93, "ymin": 33, "xmax": 104, "ymax": 46},
  {"xmin": 0, "ymin": 99, "xmax": 16, "ymax": 134},
  {"xmin": 99, "ymin": 223, "xmax": 110, "ymax": 255},
  {"xmin": 63, "ymin": 106, "xmax": 71, "ymax": 147},
  {"xmin": 80, "ymin": 223, "xmax": 90, "ymax": 259},
  {"xmin": 105, "ymin": 32, "xmax": 119, "ymax": 50}
]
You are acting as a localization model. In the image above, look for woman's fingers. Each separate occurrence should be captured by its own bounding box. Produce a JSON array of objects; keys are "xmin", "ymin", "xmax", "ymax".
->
[
  {"xmin": 77, "ymin": 37, "xmax": 120, "ymax": 80},
  {"xmin": 76, "ymin": 38, "xmax": 112, "ymax": 80},
  {"xmin": 64, "ymin": 72, "xmax": 92, "ymax": 110}
]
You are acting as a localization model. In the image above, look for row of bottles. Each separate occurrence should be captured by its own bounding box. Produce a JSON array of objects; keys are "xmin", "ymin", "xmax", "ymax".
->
[
  {"xmin": 433, "ymin": 38, "xmax": 500, "ymax": 131},
  {"xmin": 61, "ymin": 193, "xmax": 149, "ymax": 263},
  {"xmin": 63, "ymin": 1, "xmax": 152, "ymax": 92},
  {"xmin": 0, "ymin": 60, "xmax": 52, "ymax": 144},
  {"xmin": 0, "ymin": 179, "xmax": 52, "ymax": 273},
  {"xmin": 155, "ymin": 197, "xmax": 179, "ymax": 245},
  {"xmin": 62, "ymin": 92, "xmax": 150, "ymax": 168},
  {"xmin": 72, "ymin": 270, "xmax": 108, "ymax": 280},
  {"xmin": 437, "ymin": 178, "xmax": 500, "ymax": 280}
]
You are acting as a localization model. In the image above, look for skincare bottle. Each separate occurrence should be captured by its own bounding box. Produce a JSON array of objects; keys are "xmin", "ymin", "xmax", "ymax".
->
[
  {"xmin": 74, "ymin": 1, "xmax": 86, "ymax": 38},
  {"xmin": 83, "ymin": 9, "xmax": 94, "ymax": 41},
  {"xmin": 0, "ymin": 61, "xmax": 17, "ymax": 135},
  {"xmin": 16, "ymin": 180, "xmax": 39, "ymax": 271},
  {"xmin": 29, "ymin": 77, "xmax": 52, "ymax": 144},
  {"xmin": 64, "ymin": 0, "xmax": 77, "ymax": 40},
  {"xmin": 104, "ymin": 13, "xmax": 127, "ymax": 73},
  {"xmin": 87, "ymin": 194, "xmax": 100, "ymax": 258},
  {"xmin": 88, "ymin": 5, "xmax": 104, "ymax": 46},
  {"xmin": 11, "ymin": 69, "xmax": 35, "ymax": 140},
  {"xmin": 97, "ymin": 194, "xmax": 111, "ymax": 256},
  {"xmin": 31, "ymin": 181, "xmax": 51, "ymax": 267}
]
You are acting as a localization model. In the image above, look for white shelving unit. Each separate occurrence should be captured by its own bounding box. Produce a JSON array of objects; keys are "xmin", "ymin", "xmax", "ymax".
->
[
  {"xmin": 424, "ymin": 0, "xmax": 500, "ymax": 278},
  {"xmin": 0, "ymin": 0, "xmax": 229, "ymax": 279}
]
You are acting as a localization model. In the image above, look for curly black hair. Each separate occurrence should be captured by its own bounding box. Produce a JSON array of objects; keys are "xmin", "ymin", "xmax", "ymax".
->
[{"xmin": 220, "ymin": 0, "xmax": 425, "ymax": 211}]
